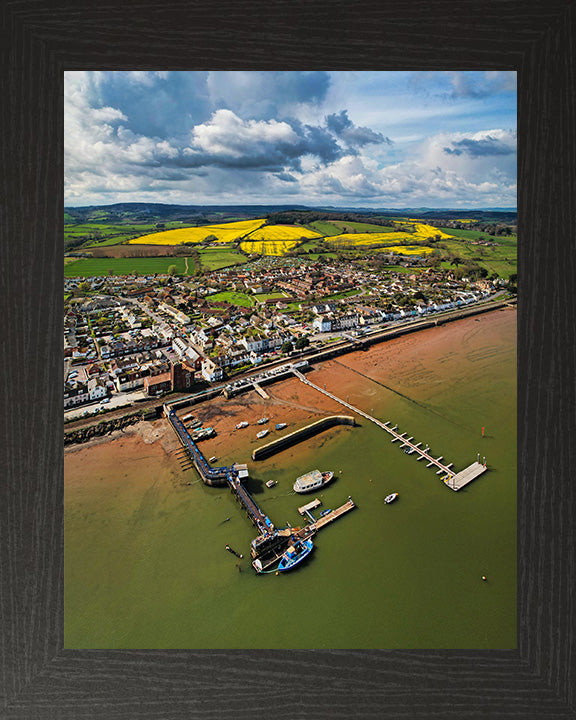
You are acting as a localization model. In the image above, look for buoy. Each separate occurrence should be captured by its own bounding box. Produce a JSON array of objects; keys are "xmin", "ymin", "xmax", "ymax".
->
[{"xmin": 481, "ymin": 576, "xmax": 487, "ymax": 581}]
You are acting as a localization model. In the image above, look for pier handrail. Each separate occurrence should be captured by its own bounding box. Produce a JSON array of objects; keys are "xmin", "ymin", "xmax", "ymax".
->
[{"xmin": 167, "ymin": 408, "xmax": 275, "ymax": 535}]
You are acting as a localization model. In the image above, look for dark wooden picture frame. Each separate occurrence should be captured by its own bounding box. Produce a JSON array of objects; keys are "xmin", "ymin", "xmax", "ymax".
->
[{"xmin": 1, "ymin": 0, "xmax": 574, "ymax": 717}]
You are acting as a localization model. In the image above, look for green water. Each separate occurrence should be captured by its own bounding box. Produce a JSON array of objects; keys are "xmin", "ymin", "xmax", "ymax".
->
[{"xmin": 65, "ymin": 311, "xmax": 516, "ymax": 649}]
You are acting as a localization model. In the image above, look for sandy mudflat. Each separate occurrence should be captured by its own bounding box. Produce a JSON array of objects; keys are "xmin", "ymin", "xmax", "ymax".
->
[{"xmin": 65, "ymin": 309, "xmax": 516, "ymax": 481}]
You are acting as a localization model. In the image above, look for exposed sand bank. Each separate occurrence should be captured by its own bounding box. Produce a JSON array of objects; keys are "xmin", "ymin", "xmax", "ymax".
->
[{"xmin": 65, "ymin": 308, "xmax": 516, "ymax": 483}]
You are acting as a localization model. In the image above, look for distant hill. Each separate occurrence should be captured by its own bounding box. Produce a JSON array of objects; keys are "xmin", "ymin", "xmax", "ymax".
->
[
  {"xmin": 64, "ymin": 202, "xmax": 516, "ymax": 226},
  {"xmin": 64, "ymin": 203, "xmax": 313, "ymax": 225}
]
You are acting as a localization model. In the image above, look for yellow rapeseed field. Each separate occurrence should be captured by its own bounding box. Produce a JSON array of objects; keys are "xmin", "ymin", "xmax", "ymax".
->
[
  {"xmin": 245, "ymin": 224, "xmax": 322, "ymax": 241},
  {"xmin": 239, "ymin": 240, "xmax": 301, "ymax": 256},
  {"xmin": 127, "ymin": 218, "xmax": 266, "ymax": 245},
  {"xmin": 328, "ymin": 232, "xmax": 417, "ymax": 246},
  {"xmin": 412, "ymin": 223, "xmax": 453, "ymax": 239},
  {"xmin": 373, "ymin": 245, "xmax": 434, "ymax": 255}
]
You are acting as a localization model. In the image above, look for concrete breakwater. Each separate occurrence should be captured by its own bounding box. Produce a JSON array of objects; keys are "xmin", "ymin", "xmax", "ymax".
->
[{"xmin": 251, "ymin": 415, "xmax": 355, "ymax": 460}]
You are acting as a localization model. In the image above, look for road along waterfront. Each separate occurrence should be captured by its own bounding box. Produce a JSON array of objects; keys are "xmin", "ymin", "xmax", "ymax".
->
[{"xmin": 65, "ymin": 307, "xmax": 516, "ymax": 649}]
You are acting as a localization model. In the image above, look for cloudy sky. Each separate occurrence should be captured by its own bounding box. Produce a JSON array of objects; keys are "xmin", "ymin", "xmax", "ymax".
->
[{"xmin": 64, "ymin": 70, "xmax": 516, "ymax": 209}]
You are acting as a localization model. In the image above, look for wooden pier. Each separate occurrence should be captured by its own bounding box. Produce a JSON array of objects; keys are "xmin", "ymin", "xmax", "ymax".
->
[
  {"xmin": 293, "ymin": 370, "xmax": 487, "ymax": 491},
  {"xmin": 444, "ymin": 462, "xmax": 488, "ymax": 491},
  {"xmin": 294, "ymin": 498, "xmax": 356, "ymax": 540},
  {"xmin": 298, "ymin": 498, "xmax": 322, "ymax": 515}
]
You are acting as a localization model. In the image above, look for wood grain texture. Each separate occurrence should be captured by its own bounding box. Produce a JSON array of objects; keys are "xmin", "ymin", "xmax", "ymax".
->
[{"xmin": 1, "ymin": 0, "xmax": 574, "ymax": 717}]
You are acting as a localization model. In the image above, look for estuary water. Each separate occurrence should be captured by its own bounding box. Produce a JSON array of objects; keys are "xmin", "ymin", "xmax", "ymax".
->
[{"xmin": 65, "ymin": 308, "xmax": 516, "ymax": 649}]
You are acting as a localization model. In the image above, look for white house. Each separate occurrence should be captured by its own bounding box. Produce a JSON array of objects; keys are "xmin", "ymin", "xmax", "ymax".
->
[
  {"xmin": 313, "ymin": 315, "xmax": 332, "ymax": 332},
  {"xmin": 88, "ymin": 378, "xmax": 107, "ymax": 401},
  {"xmin": 201, "ymin": 358, "xmax": 223, "ymax": 383},
  {"xmin": 63, "ymin": 382, "xmax": 90, "ymax": 409}
]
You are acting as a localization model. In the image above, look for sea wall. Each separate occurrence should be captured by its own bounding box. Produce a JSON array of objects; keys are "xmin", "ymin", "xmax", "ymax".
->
[
  {"xmin": 168, "ymin": 387, "xmax": 222, "ymax": 411},
  {"xmin": 64, "ymin": 411, "xmax": 143, "ymax": 445},
  {"xmin": 251, "ymin": 415, "xmax": 355, "ymax": 461}
]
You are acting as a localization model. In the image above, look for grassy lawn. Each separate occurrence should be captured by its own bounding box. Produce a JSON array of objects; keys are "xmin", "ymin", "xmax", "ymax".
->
[
  {"xmin": 64, "ymin": 257, "xmax": 190, "ymax": 277},
  {"xmin": 206, "ymin": 291, "xmax": 255, "ymax": 307},
  {"xmin": 255, "ymin": 292, "xmax": 287, "ymax": 302},
  {"xmin": 197, "ymin": 247, "xmax": 248, "ymax": 271},
  {"xmin": 323, "ymin": 288, "xmax": 363, "ymax": 301}
]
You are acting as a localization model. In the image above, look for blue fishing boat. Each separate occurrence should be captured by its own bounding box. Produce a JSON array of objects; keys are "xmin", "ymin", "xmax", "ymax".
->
[{"xmin": 277, "ymin": 538, "xmax": 314, "ymax": 572}]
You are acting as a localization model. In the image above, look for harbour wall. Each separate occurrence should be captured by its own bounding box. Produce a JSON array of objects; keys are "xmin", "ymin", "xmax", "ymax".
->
[
  {"xmin": 64, "ymin": 411, "xmax": 143, "ymax": 445},
  {"xmin": 168, "ymin": 387, "xmax": 222, "ymax": 411},
  {"xmin": 301, "ymin": 300, "xmax": 513, "ymax": 364},
  {"xmin": 251, "ymin": 415, "xmax": 356, "ymax": 461}
]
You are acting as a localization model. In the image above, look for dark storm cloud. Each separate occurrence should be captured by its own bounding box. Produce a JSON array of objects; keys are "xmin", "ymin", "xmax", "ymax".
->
[
  {"xmin": 325, "ymin": 110, "xmax": 391, "ymax": 148},
  {"xmin": 181, "ymin": 110, "xmax": 348, "ymax": 172},
  {"xmin": 205, "ymin": 71, "xmax": 332, "ymax": 121},
  {"xmin": 443, "ymin": 136, "xmax": 515, "ymax": 157},
  {"xmin": 274, "ymin": 172, "xmax": 298, "ymax": 182}
]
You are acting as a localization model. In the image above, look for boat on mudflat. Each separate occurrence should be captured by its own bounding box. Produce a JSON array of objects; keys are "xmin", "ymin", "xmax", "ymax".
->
[
  {"xmin": 277, "ymin": 538, "xmax": 314, "ymax": 572},
  {"xmin": 275, "ymin": 422, "xmax": 287, "ymax": 430},
  {"xmin": 257, "ymin": 429, "xmax": 269, "ymax": 439},
  {"xmin": 384, "ymin": 493, "xmax": 399, "ymax": 504},
  {"xmin": 257, "ymin": 417, "xmax": 269, "ymax": 425},
  {"xmin": 192, "ymin": 427, "xmax": 215, "ymax": 441},
  {"xmin": 293, "ymin": 469, "xmax": 334, "ymax": 494},
  {"xmin": 235, "ymin": 421, "xmax": 248, "ymax": 429}
]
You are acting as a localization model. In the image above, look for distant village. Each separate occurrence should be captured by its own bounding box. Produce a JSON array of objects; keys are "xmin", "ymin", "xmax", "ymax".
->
[{"xmin": 64, "ymin": 256, "xmax": 504, "ymax": 415}]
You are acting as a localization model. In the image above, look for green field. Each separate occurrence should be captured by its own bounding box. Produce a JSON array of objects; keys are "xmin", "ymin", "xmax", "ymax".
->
[
  {"xmin": 197, "ymin": 247, "xmax": 248, "ymax": 271},
  {"xmin": 332, "ymin": 220, "xmax": 398, "ymax": 233},
  {"xmin": 436, "ymin": 225, "xmax": 517, "ymax": 243},
  {"xmin": 206, "ymin": 291, "xmax": 255, "ymax": 307},
  {"xmin": 305, "ymin": 221, "xmax": 345, "ymax": 236},
  {"xmin": 64, "ymin": 257, "xmax": 190, "ymax": 277},
  {"xmin": 305, "ymin": 220, "xmax": 397, "ymax": 236},
  {"xmin": 433, "ymin": 234, "xmax": 517, "ymax": 278},
  {"xmin": 254, "ymin": 292, "xmax": 287, "ymax": 302},
  {"xmin": 324, "ymin": 288, "xmax": 363, "ymax": 301},
  {"xmin": 65, "ymin": 222, "xmax": 187, "ymax": 249}
]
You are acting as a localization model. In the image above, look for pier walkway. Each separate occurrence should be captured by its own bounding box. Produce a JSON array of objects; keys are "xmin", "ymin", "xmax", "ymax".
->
[
  {"xmin": 253, "ymin": 382, "xmax": 269, "ymax": 399},
  {"xmin": 166, "ymin": 407, "xmax": 275, "ymax": 535},
  {"xmin": 294, "ymin": 498, "xmax": 356, "ymax": 540},
  {"xmin": 293, "ymin": 371, "xmax": 486, "ymax": 490}
]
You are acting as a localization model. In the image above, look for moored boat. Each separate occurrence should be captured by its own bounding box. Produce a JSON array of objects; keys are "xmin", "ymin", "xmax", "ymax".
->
[
  {"xmin": 257, "ymin": 429, "xmax": 269, "ymax": 439},
  {"xmin": 192, "ymin": 427, "xmax": 215, "ymax": 441},
  {"xmin": 384, "ymin": 493, "xmax": 399, "ymax": 504},
  {"xmin": 257, "ymin": 417, "xmax": 269, "ymax": 425},
  {"xmin": 293, "ymin": 469, "xmax": 334, "ymax": 494},
  {"xmin": 277, "ymin": 538, "xmax": 314, "ymax": 572},
  {"xmin": 265, "ymin": 479, "xmax": 276, "ymax": 488},
  {"xmin": 275, "ymin": 422, "xmax": 287, "ymax": 430},
  {"xmin": 235, "ymin": 421, "xmax": 248, "ymax": 429}
]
